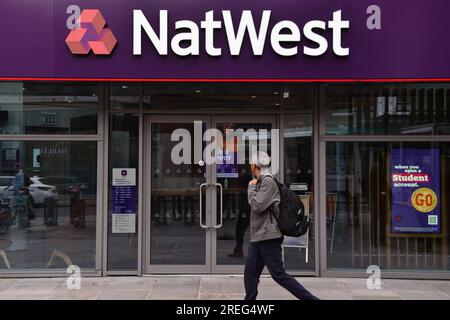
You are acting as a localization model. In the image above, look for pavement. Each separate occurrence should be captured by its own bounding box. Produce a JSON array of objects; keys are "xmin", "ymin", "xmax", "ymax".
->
[{"xmin": 0, "ymin": 276, "xmax": 449, "ymax": 300}]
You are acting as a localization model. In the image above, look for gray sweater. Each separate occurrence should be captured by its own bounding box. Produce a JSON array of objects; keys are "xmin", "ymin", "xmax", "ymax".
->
[{"xmin": 247, "ymin": 175, "xmax": 282, "ymax": 242}]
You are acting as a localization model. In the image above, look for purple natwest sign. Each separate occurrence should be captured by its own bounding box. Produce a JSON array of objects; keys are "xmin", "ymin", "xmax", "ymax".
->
[
  {"xmin": 1, "ymin": 0, "xmax": 450, "ymax": 79},
  {"xmin": 391, "ymin": 148, "xmax": 441, "ymax": 234}
]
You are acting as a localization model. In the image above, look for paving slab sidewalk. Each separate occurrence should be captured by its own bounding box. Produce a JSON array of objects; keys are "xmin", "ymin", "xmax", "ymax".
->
[{"xmin": 0, "ymin": 276, "xmax": 448, "ymax": 300}]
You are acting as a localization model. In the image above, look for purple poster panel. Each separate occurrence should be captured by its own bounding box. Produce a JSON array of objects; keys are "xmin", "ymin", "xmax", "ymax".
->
[
  {"xmin": 112, "ymin": 186, "xmax": 137, "ymax": 214},
  {"xmin": 217, "ymin": 149, "xmax": 238, "ymax": 178},
  {"xmin": 391, "ymin": 148, "xmax": 441, "ymax": 234}
]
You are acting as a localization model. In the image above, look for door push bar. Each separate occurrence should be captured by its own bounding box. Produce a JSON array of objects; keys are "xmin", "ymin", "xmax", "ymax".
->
[{"xmin": 198, "ymin": 182, "xmax": 223, "ymax": 229}]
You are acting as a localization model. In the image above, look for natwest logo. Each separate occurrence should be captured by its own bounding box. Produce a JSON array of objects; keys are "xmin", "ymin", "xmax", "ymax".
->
[
  {"xmin": 66, "ymin": 9, "xmax": 117, "ymax": 55},
  {"xmin": 64, "ymin": 8, "xmax": 358, "ymax": 58},
  {"xmin": 133, "ymin": 10, "xmax": 350, "ymax": 57}
]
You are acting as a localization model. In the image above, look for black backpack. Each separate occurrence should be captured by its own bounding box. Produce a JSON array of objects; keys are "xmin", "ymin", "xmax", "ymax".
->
[{"xmin": 267, "ymin": 177, "xmax": 310, "ymax": 237}]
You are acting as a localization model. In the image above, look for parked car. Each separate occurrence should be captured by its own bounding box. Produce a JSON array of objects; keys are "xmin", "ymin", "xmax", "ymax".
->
[
  {"xmin": 40, "ymin": 176, "xmax": 90, "ymax": 195},
  {"xmin": 1, "ymin": 176, "xmax": 59, "ymax": 206}
]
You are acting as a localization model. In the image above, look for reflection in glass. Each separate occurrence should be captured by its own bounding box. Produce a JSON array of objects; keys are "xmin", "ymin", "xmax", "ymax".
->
[
  {"xmin": 107, "ymin": 114, "xmax": 139, "ymax": 271},
  {"xmin": 150, "ymin": 122, "xmax": 206, "ymax": 265},
  {"xmin": 326, "ymin": 142, "xmax": 450, "ymax": 271},
  {"xmin": 215, "ymin": 122, "xmax": 273, "ymax": 265},
  {"xmin": 0, "ymin": 82, "xmax": 98, "ymax": 135},
  {"xmin": 0, "ymin": 141, "xmax": 97, "ymax": 270},
  {"xmin": 143, "ymin": 83, "xmax": 313, "ymax": 111},
  {"xmin": 283, "ymin": 115, "xmax": 314, "ymax": 271},
  {"xmin": 280, "ymin": 84, "xmax": 313, "ymax": 111},
  {"xmin": 325, "ymin": 84, "xmax": 450, "ymax": 135},
  {"xmin": 110, "ymin": 84, "xmax": 140, "ymax": 110}
]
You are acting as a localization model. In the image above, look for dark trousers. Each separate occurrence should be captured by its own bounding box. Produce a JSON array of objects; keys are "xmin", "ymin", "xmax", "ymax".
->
[
  {"xmin": 235, "ymin": 211, "xmax": 250, "ymax": 247},
  {"xmin": 244, "ymin": 237, "xmax": 318, "ymax": 300}
]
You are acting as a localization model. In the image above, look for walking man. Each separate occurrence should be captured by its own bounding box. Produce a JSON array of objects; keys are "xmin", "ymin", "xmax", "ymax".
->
[{"xmin": 244, "ymin": 151, "xmax": 318, "ymax": 300}]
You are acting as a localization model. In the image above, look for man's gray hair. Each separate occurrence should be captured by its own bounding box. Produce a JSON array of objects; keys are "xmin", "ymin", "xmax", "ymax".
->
[{"xmin": 250, "ymin": 151, "xmax": 271, "ymax": 169}]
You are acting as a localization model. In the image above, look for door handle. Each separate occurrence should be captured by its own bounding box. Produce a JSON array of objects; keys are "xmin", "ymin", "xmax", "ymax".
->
[
  {"xmin": 212, "ymin": 183, "xmax": 223, "ymax": 229},
  {"xmin": 199, "ymin": 183, "xmax": 209, "ymax": 229}
]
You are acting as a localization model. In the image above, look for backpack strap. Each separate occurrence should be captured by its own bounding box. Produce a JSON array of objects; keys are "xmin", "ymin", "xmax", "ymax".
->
[
  {"xmin": 255, "ymin": 175, "xmax": 270, "ymax": 189},
  {"xmin": 257, "ymin": 175, "xmax": 281, "ymax": 223},
  {"xmin": 254, "ymin": 177, "xmax": 274, "ymax": 222},
  {"xmin": 262, "ymin": 175, "xmax": 282, "ymax": 192}
]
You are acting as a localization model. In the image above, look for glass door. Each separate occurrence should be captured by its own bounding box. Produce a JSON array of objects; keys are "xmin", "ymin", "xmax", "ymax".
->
[
  {"xmin": 145, "ymin": 116, "xmax": 212, "ymax": 273},
  {"xmin": 211, "ymin": 115, "xmax": 277, "ymax": 273},
  {"xmin": 144, "ymin": 115, "xmax": 277, "ymax": 274}
]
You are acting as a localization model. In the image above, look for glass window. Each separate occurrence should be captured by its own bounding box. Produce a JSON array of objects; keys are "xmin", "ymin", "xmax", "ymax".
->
[
  {"xmin": 0, "ymin": 82, "xmax": 98, "ymax": 135},
  {"xmin": 283, "ymin": 115, "xmax": 315, "ymax": 271},
  {"xmin": 280, "ymin": 84, "xmax": 314, "ymax": 111},
  {"xmin": 0, "ymin": 141, "xmax": 97, "ymax": 270},
  {"xmin": 110, "ymin": 84, "xmax": 140, "ymax": 110},
  {"xmin": 149, "ymin": 122, "xmax": 207, "ymax": 265},
  {"xmin": 325, "ymin": 84, "xmax": 450, "ymax": 135},
  {"xmin": 326, "ymin": 141, "xmax": 450, "ymax": 272},
  {"xmin": 215, "ymin": 121, "xmax": 273, "ymax": 266},
  {"xmin": 107, "ymin": 114, "xmax": 139, "ymax": 271},
  {"xmin": 143, "ymin": 83, "xmax": 281, "ymax": 110}
]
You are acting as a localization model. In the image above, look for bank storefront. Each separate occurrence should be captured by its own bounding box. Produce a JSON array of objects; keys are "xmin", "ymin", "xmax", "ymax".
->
[{"xmin": 0, "ymin": 0, "xmax": 449, "ymax": 279}]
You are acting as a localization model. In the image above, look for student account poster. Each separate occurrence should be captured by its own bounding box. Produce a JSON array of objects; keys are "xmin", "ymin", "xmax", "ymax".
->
[{"xmin": 391, "ymin": 148, "xmax": 441, "ymax": 234}]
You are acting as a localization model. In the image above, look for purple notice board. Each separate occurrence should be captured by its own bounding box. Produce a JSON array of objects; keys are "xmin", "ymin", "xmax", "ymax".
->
[
  {"xmin": 112, "ymin": 186, "xmax": 137, "ymax": 214},
  {"xmin": 390, "ymin": 148, "xmax": 441, "ymax": 234},
  {"xmin": 217, "ymin": 150, "xmax": 238, "ymax": 178}
]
